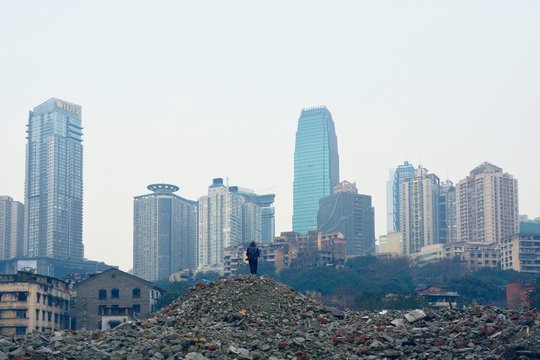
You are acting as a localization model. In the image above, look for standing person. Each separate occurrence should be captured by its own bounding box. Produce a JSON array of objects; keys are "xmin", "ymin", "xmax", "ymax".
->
[{"xmin": 246, "ymin": 241, "xmax": 260, "ymax": 275}]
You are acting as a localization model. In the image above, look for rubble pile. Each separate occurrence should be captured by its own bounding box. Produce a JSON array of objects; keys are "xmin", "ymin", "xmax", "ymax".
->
[{"xmin": 2, "ymin": 275, "xmax": 540, "ymax": 359}]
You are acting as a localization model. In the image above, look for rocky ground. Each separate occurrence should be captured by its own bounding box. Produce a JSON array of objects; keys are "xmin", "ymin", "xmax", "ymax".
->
[{"xmin": 2, "ymin": 275, "xmax": 540, "ymax": 359}]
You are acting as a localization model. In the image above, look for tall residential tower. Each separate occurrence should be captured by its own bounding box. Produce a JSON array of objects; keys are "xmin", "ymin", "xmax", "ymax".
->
[
  {"xmin": 197, "ymin": 179, "xmax": 245, "ymax": 273},
  {"xmin": 456, "ymin": 162, "xmax": 519, "ymax": 243},
  {"xmin": 25, "ymin": 98, "xmax": 84, "ymax": 259},
  {"xmin": 401, "ymin": 166, "xmax": 440, "ymax": 256},
  {"xmin": 387, "ymin": 161, "xmax": 416, "ymax": 233},
  {"xmin": 293, "ymin": 106, "xmax": 339, "ymax": 234},
  {"xmin": 317, "ymin": 181, "xmax": 375, "ymax": 255},
  {"xmin": 0, "ymin": 196, "xmax": 25, "ymax": 259},
  {"xmin": 133, "ymin": 184, "xmax": 197, "ymax": 282}
]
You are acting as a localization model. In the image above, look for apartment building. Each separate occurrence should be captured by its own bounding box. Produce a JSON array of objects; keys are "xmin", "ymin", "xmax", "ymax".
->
[{"xmin": 0, "ymin": 272, "xmax": 70, "ymax": 336}]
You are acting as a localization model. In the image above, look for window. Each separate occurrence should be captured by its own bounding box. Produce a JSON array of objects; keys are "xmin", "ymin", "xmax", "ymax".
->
[
  {"xmin": 111, "ymin": 305, "xmax": 120, "ymax": 315},
  {"xmin": 111, "ymin": 288, "xmax": 119, "ymax": 299},
  {"xmin": 133, "ymin": 304, "xmax": 140, "ymax": 314},
  {"xmin": 37, "ymin": 293, "xmax": 41, "ymax": 303},
  {"xmin": 98, "ymin": 305, "xmax": 107, "ymax": 315},
  {"xmin": 17, "ymin": 292, "xmax": 28, "ymax": 302},
  {"xmin": 132, "ymin": 288, "xmax": 141, "ymax": 298},
  {"xmin": 98, "ymin": 289, "xmax": 107, "ymax": 300},
  {"xmin": 16, "ymin": 310, "xmax": 27, "ymax": 318},
  {"xmin": 15, "ymin": 327, "xmax": 26, "ymax": 336}
]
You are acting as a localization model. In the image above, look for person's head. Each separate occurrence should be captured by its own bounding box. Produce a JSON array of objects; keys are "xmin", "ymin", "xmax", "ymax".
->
[{"xmin": 249, "ymin": 241, "xmax": 256, "ymax": 247}]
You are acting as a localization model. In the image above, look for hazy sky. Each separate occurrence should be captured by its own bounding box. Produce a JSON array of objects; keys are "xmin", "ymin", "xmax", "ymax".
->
[{"xmin": 1, "ymin": 1, "xmax": 539, "ymax": 271}]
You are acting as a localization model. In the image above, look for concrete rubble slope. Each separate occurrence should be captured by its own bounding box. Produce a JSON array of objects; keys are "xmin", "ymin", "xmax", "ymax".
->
[{"xmin": 2, "ymin": 275, "xmax": 540, "ymax": 359}]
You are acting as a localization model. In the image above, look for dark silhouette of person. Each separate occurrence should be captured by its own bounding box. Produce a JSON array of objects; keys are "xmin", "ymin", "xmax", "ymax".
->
[{"xmin": 246, "ymin": 241, "xmax": 260, "ymax": 275}]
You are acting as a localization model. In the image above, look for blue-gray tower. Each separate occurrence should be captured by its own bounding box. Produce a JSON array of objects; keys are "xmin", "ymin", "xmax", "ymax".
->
[
  {"xmin": 293, "ymin": 106, "xmax": 339, "ymax": 234},
  {"xmin": 391, "ymin": 161, "xmax": 416, "ymax": 232},
  {"xmin": 25, "ymin": 98, "xmax": 84, "ymax": 259}
]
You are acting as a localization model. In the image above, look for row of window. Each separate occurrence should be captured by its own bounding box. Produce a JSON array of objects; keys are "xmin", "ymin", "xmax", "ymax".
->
[
  {"xmin": 98, "ymin": 288, "xmax": 141, "ymax": 300},
  {"xmin": 98, "ymin": 304, "xmax": 141, "ymax": 315}
]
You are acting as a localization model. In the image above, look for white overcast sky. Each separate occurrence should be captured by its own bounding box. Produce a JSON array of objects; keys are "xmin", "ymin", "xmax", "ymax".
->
[{"xmin": 1, "ymin": 1, "xmax": 539, "ymax": 271}]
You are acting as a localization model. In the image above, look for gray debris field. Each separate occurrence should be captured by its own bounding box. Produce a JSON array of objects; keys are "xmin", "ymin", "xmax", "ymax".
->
[{"xmin": 2, "ymin": 276, "xmax": 540, "ymax": 359}]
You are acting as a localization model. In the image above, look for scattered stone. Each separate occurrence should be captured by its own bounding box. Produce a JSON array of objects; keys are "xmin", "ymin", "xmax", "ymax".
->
[
  {"xmin": 404, "ymin": 309, "xmax": 427, "ymax": 323},
  {"xmin": 2, "ymin": 276, "xmax": 540, "ymax": 359}
]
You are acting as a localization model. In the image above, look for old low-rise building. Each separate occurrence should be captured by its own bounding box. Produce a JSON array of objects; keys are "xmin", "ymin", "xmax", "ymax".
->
[
  {"xmin": 73, "ymin": 268, "xmax": 161, "ymax": 330},
  {"xmin": 501, "ymin": 234, "xmax": 540, "ymax": 273},
  {"xmin": 416, "ymin": 285, "xmax": 460, "ymax": 309},
  {"xmin": 0, "ymin": 272, "xmax": 70, "ymax": 336},
  {"xmin": 415, "ymin": 241, "xmax": 500, "ymax": 269}
]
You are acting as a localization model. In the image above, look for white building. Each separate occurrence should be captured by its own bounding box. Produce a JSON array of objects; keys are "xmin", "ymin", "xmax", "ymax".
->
[
  {"xmin": 401, "ymin": 166, "xmax": 440, "ymax": 256},
  {"xmin": 501, "ymin": 234, "xmax": 540, "ymax": 273},
  {"xmin": 456, "ymin": 162, "xmax": 519, "ymax": 244},
  {"xmin": 197, "ymin": 179, "xmax": 245, "ymax": 273}
]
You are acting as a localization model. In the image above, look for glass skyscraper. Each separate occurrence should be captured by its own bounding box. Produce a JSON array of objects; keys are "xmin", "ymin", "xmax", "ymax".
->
[
  {"xmin": 25, "ymin": 98, "xmax": 84, "ymax": 260},
  {"xmin": 293, "ymin": 106, "xmax": 339, "ymax": 234}
]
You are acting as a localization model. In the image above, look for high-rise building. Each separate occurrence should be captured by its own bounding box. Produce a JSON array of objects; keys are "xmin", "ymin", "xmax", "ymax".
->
[
  {"xmin": 133, "ymin": 184, "xmax": 197, "ymax": 282},
  {"xmin": 237, "ymin": 189, "xmax": 275, "ymax": 243},
  {"xmin": 25, "ymin": 98, "xmax": 83, "ymax": 260},
  {"xmin": 439, "ymin": 180, "xmax": 457, "ymax": 244},
  {"xmin": 317, "ymin": 181, "xmax": 375, "ymax": 255},
  {"xmin": 293, "ymin": 106, "xmax": 339, "ymax": 234},
  {"xmin": 386, "ymin": 169, "xmax": 395, "ymax": 233},
  {"xmin": 401, "ymin": 166, "xmax": 440, "ymax": 256},
  {"xmin": 388, "ymin": 161, "xmax": 416, "ymax": 233},
  {"xmin": 198, "ymin": 179, "xmax": 245, "ymax": 273},
  {"xmin": 456, "ymin": 162, "xmax": 519, "ymax": 244},
  {"xmin": 0, "ymin": 196, "xmax": 25, "ymax": 259}
]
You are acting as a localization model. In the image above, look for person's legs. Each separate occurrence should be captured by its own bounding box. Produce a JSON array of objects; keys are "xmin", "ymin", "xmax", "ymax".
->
[
  {"xmin": 249, "ymin": 260, "xmax": 255, "ymax": 274},
  {"xmin": 253, "ymin": 260, "xmax": 258, "ymax": 275}
]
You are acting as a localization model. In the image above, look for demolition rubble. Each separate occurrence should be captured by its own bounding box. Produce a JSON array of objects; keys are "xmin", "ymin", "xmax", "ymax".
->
[{"xmin": 1, "ymin": 276, "xmax": 540, "ymax": 359}]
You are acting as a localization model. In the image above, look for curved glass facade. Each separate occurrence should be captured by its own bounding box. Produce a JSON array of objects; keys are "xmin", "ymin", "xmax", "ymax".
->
[{"xmin": 292, "ymin": 106, "xmax": 339, "ymax": 234}]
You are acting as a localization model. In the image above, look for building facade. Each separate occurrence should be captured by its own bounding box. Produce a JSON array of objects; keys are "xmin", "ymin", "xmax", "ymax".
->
[
  {"xmin": 439, "ymin": 180, "xmax": 457, "ymax": 244},
  {"xmin": 73, "ymin": 268, "xmax": 161, "ymax": 330},
  {"xmin": 0, "ymin": 272, "xmax": 70, "ymax": 336},
  {"xmin": 0, "ymin": 196, "xmax": 25, "ymax": 259},
  {"xmin": 25, "ymin": 98, "xmax": 84, "ymax": 260},
  {"xmin": 501, "ymin": 234, "xmax": 540, "ymax": 273},
  {"xmin": 415, "ymin": 241, "xmax": 500, "ymax": 270},
  {"xmin": 378, "ymin": 232, "xmax": 402, "ymax": 255},
  {"xmin": 317, "ymin": 181, "xmax": 375, "ymax": 256},
  {"xmin": 133, "ymin": 184, "xmax": 197, "ymax": 282},
  {"xmin": 237, "ymin": 190, "xmax": 276, "ymax": 243},
  {"xmin": 456, "ymin": 162, "xmax": 519, "ymax": 244},
  {"xmin": 388, "ymin": 161, "xmax": 416, "ymax": 233},
  {"xmin": 198, "ymin": 179, "xmax": 245, "ymax": 273},
  {"xmin": 293, "ymin": 106, "xmax": 339, "ymax": 234},
  {"xmin": 401, "ymin": 166, "xmax": 440, "ymax": 256}
]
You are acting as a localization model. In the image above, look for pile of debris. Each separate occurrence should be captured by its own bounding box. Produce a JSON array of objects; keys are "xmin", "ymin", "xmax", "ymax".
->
[{"xmin": 2, "ymin": 275, "xmax": 540, "ymax": 359}]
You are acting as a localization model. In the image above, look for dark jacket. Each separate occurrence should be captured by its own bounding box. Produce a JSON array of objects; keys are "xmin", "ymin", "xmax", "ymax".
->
[{"xmin": 246, "ymin": 246, "xmax": 260, "ymax": 261}]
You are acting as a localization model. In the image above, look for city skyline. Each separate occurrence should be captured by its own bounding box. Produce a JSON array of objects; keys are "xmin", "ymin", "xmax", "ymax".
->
[{"xmin": 1, "ymin": 2, "xmax": 539, "ymax": 271}]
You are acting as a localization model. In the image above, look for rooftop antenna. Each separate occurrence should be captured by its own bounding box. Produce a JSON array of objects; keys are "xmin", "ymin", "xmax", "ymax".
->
[{"xmin": 226, "ymin": 177, "xmax": 229, "ymax": 189}]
